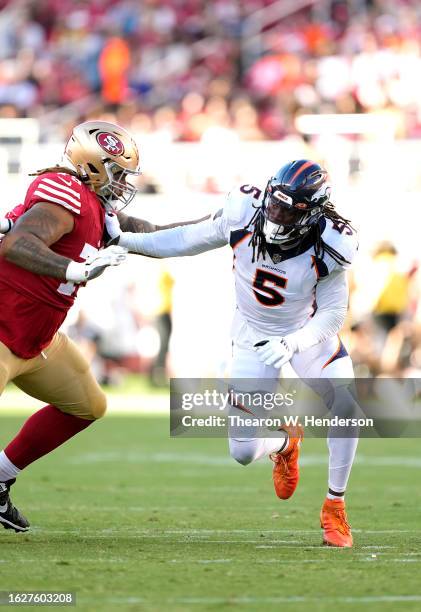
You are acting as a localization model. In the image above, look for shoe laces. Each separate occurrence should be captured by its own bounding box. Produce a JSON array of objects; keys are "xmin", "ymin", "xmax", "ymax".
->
[
  {"xmin": 270, "ymin": 452, "xmax": 290, "ymax": 476},
  {"xmin": 330, "ymin": 507, "xmax": 350, "ymax": 534}
]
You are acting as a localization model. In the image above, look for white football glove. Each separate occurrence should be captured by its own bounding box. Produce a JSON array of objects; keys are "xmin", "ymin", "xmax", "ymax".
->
[
  {"xmin": 254, "ymin": 336, "xmax": 297, "ymax": 369},
  {"xmin": 0, "ymin": 218, "xmax": 13, "ymax": 234},
  {"xmin": 66, "ymin": 245, "xmax": 128, "ymax": 284},
  {"xmin": 105, "ymin": 212, "xmax": 122, "ymax": 244}
]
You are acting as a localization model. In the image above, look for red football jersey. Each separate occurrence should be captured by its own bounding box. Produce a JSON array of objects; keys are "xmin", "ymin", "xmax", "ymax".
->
[{"xmin": 0, "ymin": 172, "xmax": 105, "ymax": 358}]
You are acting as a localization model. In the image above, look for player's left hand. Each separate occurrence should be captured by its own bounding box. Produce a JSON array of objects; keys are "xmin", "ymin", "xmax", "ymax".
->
[
  {"xmin": 104, "ymin": 212, "xmax": 122, "ymax": 245},
  {"xmin": 254, "ymin": 336, "xmax": 296, "ymax": 369}
]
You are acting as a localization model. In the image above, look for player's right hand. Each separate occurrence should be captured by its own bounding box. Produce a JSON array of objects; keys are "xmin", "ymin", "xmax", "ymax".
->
[
  {"xmin": 254, "ymin": 336, "xmax": 296, "ymax": 369},
  {"xmin": 65, "ymin": 245, "xmax": 128, "ymax": 283},
  {"xmin": 0, "ymin": 218, "xmax": 13, "ymax": 234}
]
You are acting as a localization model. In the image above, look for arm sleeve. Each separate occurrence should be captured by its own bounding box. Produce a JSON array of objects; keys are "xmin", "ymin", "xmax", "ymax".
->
[
  {"xmin": 119, "ymin": 214, "xmax": 229, "ymax": 257},
  {"xmin": 286, "ymin": 269, "xmax": 349, "ymax": 353}
]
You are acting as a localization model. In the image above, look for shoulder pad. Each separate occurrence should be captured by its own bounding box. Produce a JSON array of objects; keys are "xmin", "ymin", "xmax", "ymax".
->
[
  {"xmin": 222, "ymin": 184, "xmax": 264, "ymax": 231},
  {"xmin": 322, "ymin": 217, "xmax": 359, "ymax": 270},
  {"xmin": 29, "ymin": 172, "xmax": 85, "ymax": 216}
]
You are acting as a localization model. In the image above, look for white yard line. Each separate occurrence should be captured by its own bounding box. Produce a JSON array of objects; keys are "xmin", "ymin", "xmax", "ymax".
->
[
  {"xmin": 174, "ymin": 596, "xmax": 421, "ymax": 604},
  {"xmin": 27, "ymin": 527, "xmax": 420, "ymax": 539},
  {"xmin": 64, "ymin": 451, "xmax": 421, "ymax": 468},
  {"xmin": 9, "ymin": 558, "xmax": 126, "ymax": 564},
  {"xmin": 357, "ymin": 551, "xmax": 421, "ymax": 556},
  {"xmin": 361, "ymin": 545, "xmax": 396, "ymax": 549},
  {"xmin": 88, "ymin": 595, "xmax": 421, "ymax": 605}
]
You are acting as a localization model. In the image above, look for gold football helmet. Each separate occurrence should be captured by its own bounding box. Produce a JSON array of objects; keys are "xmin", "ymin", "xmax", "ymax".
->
[{"xmin": 64, "ymin": 120, "xmax": 141, "ymax": 212}]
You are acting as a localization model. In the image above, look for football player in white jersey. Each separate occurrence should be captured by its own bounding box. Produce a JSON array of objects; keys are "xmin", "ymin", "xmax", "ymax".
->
[{"xmin": 106, "ymin": 159, "xmax": 360, "ymax": 547}]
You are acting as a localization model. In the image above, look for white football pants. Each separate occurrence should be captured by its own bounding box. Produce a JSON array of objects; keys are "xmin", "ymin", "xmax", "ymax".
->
[{"xmin": 229, "ymin": 335, "xmax": 359, "ymax": 495}]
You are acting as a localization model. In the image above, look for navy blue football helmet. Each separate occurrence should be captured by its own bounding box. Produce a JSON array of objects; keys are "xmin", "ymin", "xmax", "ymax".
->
[{"xmin": 262, "ymin": 160, "xmax": 330, "ymax": 245}]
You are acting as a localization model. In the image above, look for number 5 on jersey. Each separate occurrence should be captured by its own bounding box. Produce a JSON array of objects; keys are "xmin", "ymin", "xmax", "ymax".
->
[{"xmin": 252, "ymin": 268, "xmax": 288, "ymax": 307}]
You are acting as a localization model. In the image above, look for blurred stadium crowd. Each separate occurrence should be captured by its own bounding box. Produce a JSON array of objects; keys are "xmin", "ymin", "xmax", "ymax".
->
[
  {"xmin": 1, "ymin": 0, "xmax": 421, "ymax": 385},
  {"xmin": 1, "ymin": 0, "xmax": 421, "ymax": 141},
  {"xmin": 347, "ymin": 242, "xmax": 421, "ymax": 378}
]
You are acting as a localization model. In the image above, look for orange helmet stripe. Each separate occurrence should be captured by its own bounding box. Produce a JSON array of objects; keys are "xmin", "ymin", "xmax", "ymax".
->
[{"xmin": 289, "ymin": 160, "xmax": 315, "ymax": 184}]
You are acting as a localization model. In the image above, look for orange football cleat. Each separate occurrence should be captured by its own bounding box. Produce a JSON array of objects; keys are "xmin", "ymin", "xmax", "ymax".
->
[
  {"xmin": 270, "ymin": 424, "xmax": 304, "ymax": 500},
  {"xmin": 320, "ymin": 498, "xmax": 353, "ymax": 547}
]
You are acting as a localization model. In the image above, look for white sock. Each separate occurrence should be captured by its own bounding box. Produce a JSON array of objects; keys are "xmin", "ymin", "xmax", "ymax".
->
[
  {"xmin": 327, "ymin": 490, "xmax": 345, "ymax": 501},
  {"xmin": 327, "ymin": 436, "xmax": 359, "ymax": 499},
  {"xmin": 262, "ymin": 434, "xmax": 288, "ymax": 457},
  {"xmin": 0, "ymin": 450, "xmax": 20, "ymax": 482}
]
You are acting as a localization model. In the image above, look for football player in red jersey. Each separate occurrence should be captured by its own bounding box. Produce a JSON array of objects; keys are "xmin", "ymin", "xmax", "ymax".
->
[
  {"xmin": 0, "ymin": 121, "xmax": 141, "ymax": 532},
  {"xmin": 0, "ymin": 120, "xmax": 209, "ymax": 533}
]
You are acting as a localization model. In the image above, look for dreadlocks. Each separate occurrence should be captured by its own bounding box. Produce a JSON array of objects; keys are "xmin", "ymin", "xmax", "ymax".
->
[
  {"xmin": 246, "ymin": 201, "xmax": 354, "ymax": 266},
  {"xmin": 29, "ymin": 165, "xmax": 83, "ymax": 180},
  {"xmin": 246, "ymin": 206, "xmax": 267, "ymax": 263},
  {"xmin": 314, "ymin": 202, "xmax": 354, "ymax": 265}
]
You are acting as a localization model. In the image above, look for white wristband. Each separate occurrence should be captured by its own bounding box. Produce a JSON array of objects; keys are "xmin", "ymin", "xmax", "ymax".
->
[{"xmin": 65, "ymin": 261, "xmax": 87, "ymax": 283}]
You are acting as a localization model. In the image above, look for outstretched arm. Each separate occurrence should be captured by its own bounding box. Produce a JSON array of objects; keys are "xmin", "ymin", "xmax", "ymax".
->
[
  {"xmin": 117, "ymin": 211, "xmax": 211, "ymax": 234},
  {"xmin": 109, "ymin": 213, "xmax": 229, "ymax": 258}
]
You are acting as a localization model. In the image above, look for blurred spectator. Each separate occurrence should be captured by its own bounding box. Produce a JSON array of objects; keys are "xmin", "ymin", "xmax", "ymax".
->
[
  {"xmin": 346, "ymin": 320, "xmax": 382, "ymax": 376},
  {"xmin": 346, "ymin": 241, "xmax": 420, "ymax": 376},
  {"xmin": 99, "ymin": 36, "xmax": 131, "ymax": 105},
  {"xmin": 96, "ymin": 283, "xmax": 144, "ymax": 385},
  {"xmin": 149, "ymin": 267, "xmax": 174, "ymax": 387},
  {"xmin": 371, "ymin": 242, "xmax": 412, "ymax": 334},
  {"xmin": 68, "ymin": 310, "xmax": 104, "ymax": 380}
]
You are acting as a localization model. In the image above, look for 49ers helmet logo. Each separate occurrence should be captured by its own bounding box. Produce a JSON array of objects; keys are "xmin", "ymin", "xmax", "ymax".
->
[{"xmin": 96, "ymin": 132, "xmax": 125, "ymax": 156}]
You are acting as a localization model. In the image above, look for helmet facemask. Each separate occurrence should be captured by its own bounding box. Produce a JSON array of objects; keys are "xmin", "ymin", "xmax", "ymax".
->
[
  {"xmin": 98, "ymin": 161, "xmax": 140, "ymax": 213},
  {"xmin": 262, "ymin": 181, "xmax": 328, "ymax": 246}
]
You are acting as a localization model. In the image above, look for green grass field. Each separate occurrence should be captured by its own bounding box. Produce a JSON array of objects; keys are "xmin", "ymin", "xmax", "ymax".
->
[{"xmin": 0, "ymin": 411, "xmax": 420, "ymax": 612}]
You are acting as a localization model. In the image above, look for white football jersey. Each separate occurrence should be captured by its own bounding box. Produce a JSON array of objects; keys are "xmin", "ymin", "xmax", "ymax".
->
[
  {"xmin": 120, "ymin": 182, "xmax": 358, "ymax": 348},
  {"xmin": 219, "ymin": 184, "xmax": 358, "ymax": 342}
]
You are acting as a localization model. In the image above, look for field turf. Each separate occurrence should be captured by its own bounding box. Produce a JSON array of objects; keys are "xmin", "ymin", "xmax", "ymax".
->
[{"xmin": 0, "ymin": 412, "xmax": 420, "ymax": 612}]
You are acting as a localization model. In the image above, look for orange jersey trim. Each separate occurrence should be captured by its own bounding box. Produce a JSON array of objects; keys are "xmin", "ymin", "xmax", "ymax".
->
[{"xmin": 322, "ymin": 337, "xmax": 341, "ymax": 370}]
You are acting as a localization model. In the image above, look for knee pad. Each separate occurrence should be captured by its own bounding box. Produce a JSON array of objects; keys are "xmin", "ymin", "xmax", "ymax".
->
[
  {"xmin": 57, "ymin": 388, "xmax": 107, "ymax": 420},
  {"xmin": 87, "ymin": 389, "xmax": 107, "ymax": 420},
  {"xmin": 229, "ymin": 438, "xmax": 259, "ymax": 466}
]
